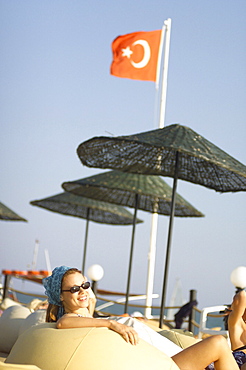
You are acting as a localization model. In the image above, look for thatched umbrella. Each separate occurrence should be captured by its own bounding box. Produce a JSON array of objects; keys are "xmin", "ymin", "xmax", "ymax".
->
[
  {"xmin": 30, "ymin": 191, "xmax": 143, "ymax": 272},
  {"xmin": 0, "ymin": 201, "xmax": 27, "ymax": 222},
  {"xmin": 76, "ymin": 123, "xmax": 246, "ymax": 326}
]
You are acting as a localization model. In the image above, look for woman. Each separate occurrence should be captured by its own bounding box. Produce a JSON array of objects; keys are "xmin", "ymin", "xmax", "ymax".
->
[
  {"xmin": 43, "ymin": 266, "xmax": 238, "ymax": 370},
  {"xmin": 228, "ymin": 289, "xmax": 246, "ymax": 369}
]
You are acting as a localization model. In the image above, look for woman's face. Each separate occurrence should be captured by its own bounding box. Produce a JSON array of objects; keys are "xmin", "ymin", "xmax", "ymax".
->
[{"xmin": 61, "ymin": 272, "xmax": 89, "ymax": 313}]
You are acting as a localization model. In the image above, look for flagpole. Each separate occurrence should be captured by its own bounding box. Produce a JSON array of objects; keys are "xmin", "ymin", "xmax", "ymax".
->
[
  {"xmin": 144, "ymin": 18, "xmax": 172, "ymax": 318},
  {"xmin": 159, "ymin": 18, "xmax": 171, "ymax": 127}
]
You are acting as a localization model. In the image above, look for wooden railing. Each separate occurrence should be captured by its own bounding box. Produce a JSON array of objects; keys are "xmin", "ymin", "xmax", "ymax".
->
[{"xmin": 95, "ymin": 289, "xmax": 201, "ymax": 332}]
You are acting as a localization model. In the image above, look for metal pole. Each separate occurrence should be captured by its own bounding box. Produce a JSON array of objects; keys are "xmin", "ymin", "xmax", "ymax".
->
[
  {"xmin": 124, "ymin": 193, "xmax": 139, "ymax": 313},
  {"xmin": 92, "ymin": 280, "xmax": 98, "ymax": 296},
  {"xmin": 159, "ymin": 18, "xmax": 172, "ymax": 127},
  {"xmin": 3, "ymin": 274, "xmax": 11, "ymax": 300},
  {"xmin": 188, "ymin": 289, "xmax": 197, "ymax": 333},
  {"xmin": 159, "ymin": 151, "xmax": 179, "ymax": 328},
  {"xmin": 82, "ymin": 208, "xmax": 90, "ymax": 273}
]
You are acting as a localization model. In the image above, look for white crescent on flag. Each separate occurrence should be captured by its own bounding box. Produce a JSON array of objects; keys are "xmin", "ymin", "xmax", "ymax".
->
[{"xmin": 130, "ymin": 40, "xmax": 151, "ymax": 68}]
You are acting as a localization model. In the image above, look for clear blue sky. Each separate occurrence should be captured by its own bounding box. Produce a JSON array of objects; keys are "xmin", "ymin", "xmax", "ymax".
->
[{"xmin": 1, "ymin": 0, "xmax": 245, "ymax": 310}]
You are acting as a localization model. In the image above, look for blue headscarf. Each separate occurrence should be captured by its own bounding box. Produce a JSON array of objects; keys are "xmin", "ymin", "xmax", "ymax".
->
[{"xmin": 43, "ymin": 266, "xmax": 71, "ymax": 319}]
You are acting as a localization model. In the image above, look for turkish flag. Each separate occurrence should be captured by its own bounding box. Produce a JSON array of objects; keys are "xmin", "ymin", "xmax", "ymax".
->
[{"xmin": 110, "ymin": 30, "xmax": 162, "ymax": 82}]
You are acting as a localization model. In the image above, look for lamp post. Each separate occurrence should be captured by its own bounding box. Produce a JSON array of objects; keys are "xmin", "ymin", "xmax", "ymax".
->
[
  {"xmin": 87, "ymin": 264, "xmax": 104, "ymax": 296},
  {"xmin": 230, "ymin": 266, "xmax": 246, "ymax": 293}
]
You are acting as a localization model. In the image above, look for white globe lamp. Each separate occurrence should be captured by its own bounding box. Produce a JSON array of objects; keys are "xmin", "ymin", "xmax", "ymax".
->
[
  {"xmin": 230, "ymin": 266, "xmax": 246, "ymax": 291},
  {"xmin": 87, "ymin": 264, "xmax": 104, "ymax": 294}
]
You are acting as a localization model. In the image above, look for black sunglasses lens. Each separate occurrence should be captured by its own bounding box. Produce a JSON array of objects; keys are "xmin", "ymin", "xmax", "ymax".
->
[
  {"xmin": 70, "ymin": 286, "xmax": 80, "ymax": 293},
  {"xmin": 82, "ymin": 282, "xmax": 90, "ymax": 289}
]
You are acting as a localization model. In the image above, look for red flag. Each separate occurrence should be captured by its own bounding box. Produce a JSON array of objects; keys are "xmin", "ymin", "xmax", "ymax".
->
[{"xmin": 110, "ymin": 30, "xmax": 162, "ymax": 82}]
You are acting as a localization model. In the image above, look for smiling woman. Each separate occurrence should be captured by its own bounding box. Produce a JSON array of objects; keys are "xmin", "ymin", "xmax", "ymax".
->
[
  {"xmin": 43, "ymin": 266, "xmax": 182, "ymax": 353},
  {"xmin": 43, "ymin": 267, "xmax": 96, "ymax": 322}
]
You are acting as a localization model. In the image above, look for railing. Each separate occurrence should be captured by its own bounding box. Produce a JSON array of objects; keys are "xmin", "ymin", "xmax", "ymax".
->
[
  {"xmin": 7, "ymin": 287, "xmax": 47, "ymax": 299},
  {"xmin": 95, "ymin": 289, "xmax": 202, "ymax": 332}
]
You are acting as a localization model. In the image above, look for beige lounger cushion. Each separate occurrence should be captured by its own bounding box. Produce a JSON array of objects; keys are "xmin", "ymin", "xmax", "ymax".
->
[
  {"xmin": 160, "ymin": 329, "xmax": 200, "ymax": 348},
  {"xmin": 0, "ymin": 306, "xmax": 30, "ymax": 353},
  {"xmin": 6, "ymin": 323, "xmax": 179, "ymax": 370},
  {"xmin": 0, "ymin": 363, "xmax": 41, "ymax": 370},
  {"xmin": 19, "ymin": 310, "xmax": 46, "ymax": 335},
  {"xmin": 0, "ymin": 299, "xmax": 22, "ymax": 311}
]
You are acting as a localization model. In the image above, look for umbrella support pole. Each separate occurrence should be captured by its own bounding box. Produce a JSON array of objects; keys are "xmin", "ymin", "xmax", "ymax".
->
[
  {"xmin": 124, "ymin": 193, "xmax": 139, "ymax": 313},
  {"xmin": 159, "ymin": 151, "xmax": 180, "ymax": 328},
  {"xmin": 82, "ymin": 208, "xmax": 90, "ymax": 273}
]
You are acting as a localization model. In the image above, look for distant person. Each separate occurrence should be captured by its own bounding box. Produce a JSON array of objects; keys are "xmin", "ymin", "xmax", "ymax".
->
[
  {"xmin": 228, "ymin": 289, "xmax": 246, "ymax": 369},
  {"xmin": 43, "ymin": 266, "xmax": 239, "ymax": 370},
  {"xmin": 174, "ymin": 300, "xmax": 198, "ymax": 329},
  {"xmin": 27, "ymin": 298, "xmax": 48, "ymax": 312}
]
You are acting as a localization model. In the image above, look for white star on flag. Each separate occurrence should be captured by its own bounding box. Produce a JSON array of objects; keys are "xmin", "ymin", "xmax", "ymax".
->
[{"xmin": 121, "ymin": 46, "xmax": 133, "ymax": 58}]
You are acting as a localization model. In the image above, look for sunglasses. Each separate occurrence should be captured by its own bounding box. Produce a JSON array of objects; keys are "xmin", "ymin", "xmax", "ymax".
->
[{"xmin": 62, "ymin": 281, "xmax": 90, "ymax": 294}]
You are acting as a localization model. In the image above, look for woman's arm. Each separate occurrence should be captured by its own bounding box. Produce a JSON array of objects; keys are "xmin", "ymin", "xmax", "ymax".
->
[{"xmin": 56, "ymin": 315, "xmax": 139, "ymax": 345}]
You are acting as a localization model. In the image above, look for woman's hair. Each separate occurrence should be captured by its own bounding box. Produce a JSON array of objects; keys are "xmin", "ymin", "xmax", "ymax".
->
[{"xmin": 46, "ymin": 268, "xmax": 82, "ymax": 322}]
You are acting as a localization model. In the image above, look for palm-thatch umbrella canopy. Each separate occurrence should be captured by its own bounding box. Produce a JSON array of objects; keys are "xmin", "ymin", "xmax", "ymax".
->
[
  {"xmin": 30, "ymin": 192, "xmax": 143, "ymax": 273},
  {"xmin": 62, "ymin": 170, "xmax": 204, "ymax": 312},
  {"xmin": 77, "ymin": 124, "xmax": 246, "ymax": 192},
  {"xmin": 0, "ymin": 201, "xmax": 27, "ymax": 222},
  {"xmin": 76, "ymin": 123, "xmax": 246, "ymax": 326},
  {"xmin": 62, "ymin": 171, "xmax": 203, "ymax": 216}
]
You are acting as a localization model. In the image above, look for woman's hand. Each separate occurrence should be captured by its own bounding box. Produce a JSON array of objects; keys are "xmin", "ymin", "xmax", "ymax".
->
[{"xmin": 108, "ymin": 320, "xmax": 139, "ymax": 345}]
